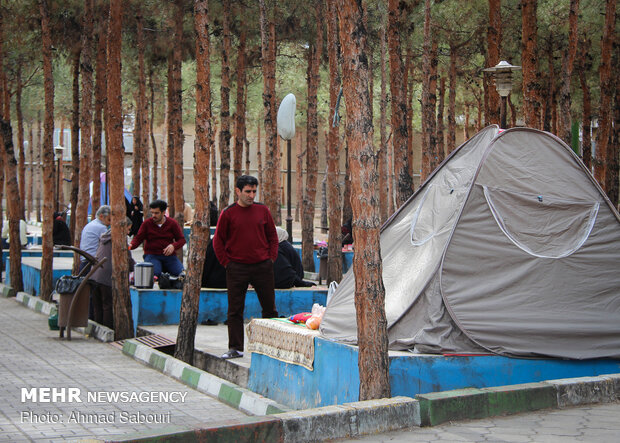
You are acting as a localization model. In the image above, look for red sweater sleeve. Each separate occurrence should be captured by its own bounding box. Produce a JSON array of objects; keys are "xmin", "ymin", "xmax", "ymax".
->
[{"xmin": 129, "ymin": 220, "xmax": 147, "ymax": 250}]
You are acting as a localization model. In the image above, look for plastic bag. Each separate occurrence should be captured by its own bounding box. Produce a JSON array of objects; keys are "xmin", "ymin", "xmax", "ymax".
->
[{"xmin": 306, "ymin": 303, "xmax": 326, "ymax": 330}]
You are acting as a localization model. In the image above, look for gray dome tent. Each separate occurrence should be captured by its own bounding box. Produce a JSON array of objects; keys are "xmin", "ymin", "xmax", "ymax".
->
[{"xmin": 320, "ymin": 126, "xmax": 620, "ymax": 360}]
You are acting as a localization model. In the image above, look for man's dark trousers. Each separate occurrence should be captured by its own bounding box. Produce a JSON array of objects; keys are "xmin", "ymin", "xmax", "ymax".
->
[{"xmin": 225, "ymin": 259, "xmax": 278, "ymax": 352}]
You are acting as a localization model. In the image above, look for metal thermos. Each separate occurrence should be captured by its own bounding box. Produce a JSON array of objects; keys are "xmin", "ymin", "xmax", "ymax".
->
[{"xmin": 134, "ymin": 262, "xmax": 154, "ymax": 289}]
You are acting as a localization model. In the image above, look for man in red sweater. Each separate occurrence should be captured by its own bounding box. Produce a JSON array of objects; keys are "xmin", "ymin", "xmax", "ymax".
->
[
  {"xmin": 129, "ymin": 199, "xmax": 185, "ymax": 278},
  {"xmin": 213, "ymin": 175, "xmax": 279, "ymax": 359}
]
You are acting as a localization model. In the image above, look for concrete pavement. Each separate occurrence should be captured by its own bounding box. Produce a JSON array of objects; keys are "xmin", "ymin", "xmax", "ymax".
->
[
  {"xmin": 0, "ymin": 295, "xmax": 248, "ymax": 442},
  {"xmin": 338, "ymin": 401, "xmax": 620, "ymax": 442}
]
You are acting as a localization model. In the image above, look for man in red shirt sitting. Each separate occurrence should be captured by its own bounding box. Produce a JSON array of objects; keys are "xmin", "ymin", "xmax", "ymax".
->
[
  {"xmin": 129, "ymin": 199, "xmax": 186, "ymax": 278},
  {"xmin": 213, "ymin": 175, "xmax": 279, "ymax": 359}
]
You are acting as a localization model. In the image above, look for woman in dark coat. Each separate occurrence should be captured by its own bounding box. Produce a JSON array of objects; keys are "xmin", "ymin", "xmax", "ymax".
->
[
  {"xmin": 128, "ymin": 196, "xmax": 143, "ymax": 237},
  {"xmin": 53, "ymin": 211, "xmax": 71, "ymax": 246}
]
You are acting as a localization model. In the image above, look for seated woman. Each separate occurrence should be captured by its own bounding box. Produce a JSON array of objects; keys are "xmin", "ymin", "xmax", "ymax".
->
[
  {"xmin": 53, "ymin": 211, "xmax": 72, "ymax": 246},
  {"xmin": 201, "ymin": 238, "xmax": 227, "ymax": 288},
  {"xmin": 273, "ymin": 227, "xmax": 314, "ymax": 289}
]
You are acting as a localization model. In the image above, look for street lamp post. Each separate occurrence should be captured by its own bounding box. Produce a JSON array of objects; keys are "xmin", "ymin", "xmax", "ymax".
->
[
  {"xmin": 277, "ymin": 93, "xmax": 297, "ymax": 242},
  {"xmin": 54, "ymin": 146, "xmax": 65, "ymax": 212},
  {"xmin": 484, "ymin": 61, "xmax": 521, "ymax": 129}
]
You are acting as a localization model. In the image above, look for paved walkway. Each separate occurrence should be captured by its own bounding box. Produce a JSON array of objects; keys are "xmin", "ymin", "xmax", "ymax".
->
[
  {"xmin": 0, "ymin": 296, "xmax": 247, "ymax": 442},
  {"xmin": 339, "ymin": 401, "xmax": 620, "ymax": 442}
]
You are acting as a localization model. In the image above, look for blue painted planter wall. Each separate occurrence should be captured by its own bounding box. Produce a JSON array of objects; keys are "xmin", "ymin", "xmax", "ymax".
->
[
  {"xmin": 2, "ymin": 249, "xmax": 73, "ymax": 266},
  {"xmin": 293, "ymin": 248, "xmax": 353, "ymax": 273},
  {"xmin": 6, "ymin": 261, "xmax": 72, "ymax": 297},
  {"xmin": 129, "ymin": 287, "xmax": 327, "ymax": 335},
  {"xmin": 248, "ymin": 335, "xmax": 620, "ymax": 410}
]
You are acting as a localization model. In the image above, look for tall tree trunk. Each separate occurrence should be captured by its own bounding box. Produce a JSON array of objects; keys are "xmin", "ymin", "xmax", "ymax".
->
[
  {"xmin": 38, "ymin": 0, "xmax": 55, "ymax": 301},
  {"xmin": 577, "ymin": 39, "xmax": 592, "ymax": 168},
  {"xmin": 437, "ymin": 76, "xmax": 445, "ymax": 162},
  {"xmin": 35, "ymin": 114, "xmax": 42, "ymax": 222},
  {"xmin": 557, "ymin": 0, "xmax": 580, "ymax": 145},
  {"xmin": 260, "ymin": 0, "xmax": 279, "ymax": 219},
  {"xmin": 16, "ymin": 64, "xmax": 26, "ymax": 219},
  {"xmin": 379, "ymin": 24, "xmax": 388, "ymax": 223},
  {"xmin": 172, "ymin": 0, "xmax": 185, "ymax": 233},
  {"xmin": 421, "ymin": 1, "xmax": 436, "ymax": 180},
  {"xmin": 336, "ymin": 0, "xmax": 390, "ymax": 401},
  {"xmin": 447, "ymin": 41, "xmax": 457, "ymax": 153},
  {"xmin": 405, "ymin": 48, "xmax": 414, "ymax": 180},
  {"xmin": 69, "ymin": 49, "xmax": 80, "ymax": 245},
  {"xmin": 149, "ymin": 69, "xmax": 158, "ymax": 200},
  {"xmin": 542, "ymin": 38, "xmax": 554, "ymax": 132},
  {"xmin": 0, "ymin": 14, "xmax": 23, "ymax": 291},
  {"xmin": 245, "ymin": 138, "xmax": 251, "ymax": 175},
  {"xmin": 27, "ymin": 123, "xmax": 34, "ymax": 218},
  {"xmin": 166, "ymin": 55, "xmax": 175, "ymax": 217},
  {"xmin": 476, "ymin": 94, "xmax": 482, "ymax": 132},
  {"xmin": 521, "ymin": 0, "xmax": 540, "ymax": 128},
  {"xmin": 387, "ymin": 0, "xmax": 412, "ymax": 207},
  {"xmin": 211, "ymin": 126, "xmax": 218, "ymax": 204},
  {"xmin": 108, "ymin": 0, "xmax": 133, "ymax": 340},
  {"xmin": 295, "ymin": 133, "xmax": 302, "ymax": 222},
  {"xmin": 593, "ymin": 0, "xmax": 616, "ymax": 196},
  {"xmin": 302, "ymin": 0, "xmax": 323, "ymax": 272},
  {"xmin": 219, "ymin": 0, "xmax": 232, "ymax": 211},
  {"xmin": 75, "ymin": 0, "xmax": 94, "ymax": 268},
  {"xmin": 162, "ymin": 92, "xmax": 168, "ymax": 201},
  {"xmin": 132, "ymin": 89, "xmax": 142, "ymax": 198},
  {"xmin": 233, "ymin": 28, "xmax": 247, "ymax": 179},
  {"xmin": 486, "ymin": 0, "xmax": 501, "ymax": 126},
  {"xmin": 92, "ymin": 12, "xmax": 107, "ymax": 217},
  {"xmin": 606, "ymin": 14, "xmax": 619, "ymax": 207},
  {"xmin": 427, "ymin": 35, "xmax": 438, "ymax": 172},
  {"xmin": 326, "ymin": 0, "xmax": 342, "ymax": 284},
  {"xmin": 176, "ymin": 0, "xmax": 213, "ymax": 364},
  {"xmin": 464, "ymin": 104, "xmax": 470, "ymax": 139},
  {"xmin": 137, "ymin": 8, "xmax": 149, "ymax": 207},
  {"xmin": 342, "ymin": 140, "xmax": 352, "ymax": 227}
]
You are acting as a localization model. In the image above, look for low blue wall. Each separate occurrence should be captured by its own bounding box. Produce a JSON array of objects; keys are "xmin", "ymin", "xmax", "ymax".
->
[
  {"xmin": 129, "ymin": 287, "xmax": 327, "ymax": 335},
  {"xmin": 248, "ymin": 335, "xmax": 620, "ymax": 410},
  {"xmin": 183, "ymin": 226, "xmax": 216, "ymax": 245},
  {"xmin": 2, "ymin": 249, "xmax": 73, "ymax": 265},
  {"xmin": 6, "ymin": 260, "xmax": 72, "ymax": 297},
  {"xmin": 293, "ymin": 248, "xmax": 353, "ymax": 273},
  {"xmin": 27, "ymin": 235, "xmax": 43, "ymax": 246}
]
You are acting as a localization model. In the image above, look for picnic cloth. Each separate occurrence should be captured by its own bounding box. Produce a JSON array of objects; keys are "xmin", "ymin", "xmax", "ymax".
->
[{"xmin": 246, "ymin": 318, "xmax": 320, "ymax": 370}]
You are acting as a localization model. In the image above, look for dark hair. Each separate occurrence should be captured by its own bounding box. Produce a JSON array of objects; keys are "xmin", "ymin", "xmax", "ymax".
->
[
  {"xmin": 149, "ymin": 199, "xmax": 168, "ymax": 211},
  {"xmin": 235, "ymin": 175, "xmax": 258, "ymax": 191}
]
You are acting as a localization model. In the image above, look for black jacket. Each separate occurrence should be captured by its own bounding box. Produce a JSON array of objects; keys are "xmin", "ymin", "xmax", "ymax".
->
[
  {"xmin": 274, "ymin": 241, "xmax": 312, "ymax": 288},
  {"xmin": 53, "ymin": 218, "xmax": 71, "ymax": 246},
  {"xmin": 201, "ymin": 239, "xmax": 227, "ymax": 288}
]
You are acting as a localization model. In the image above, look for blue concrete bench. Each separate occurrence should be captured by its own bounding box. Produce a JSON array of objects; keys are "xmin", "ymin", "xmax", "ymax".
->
[
  {"xmin": 129, "ymin": 287, "xmax": 327, "ymax": 334},
  {"xmin": 6, "ymin": 257, "xmax": 73, "ymax": 297},
  {"xmin": 2, "ymin": 249, "xmax": 73, "ymax": 266}
]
